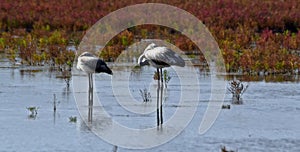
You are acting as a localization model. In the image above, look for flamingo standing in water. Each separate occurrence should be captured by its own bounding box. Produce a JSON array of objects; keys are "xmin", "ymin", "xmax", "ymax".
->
[
  {"xmin": 76, "ymin": 52, "xmax": 112, "ymax": 122},
  {"xmin": 138, "ymin": 43, "xmax": 185, "ymax": 126}
]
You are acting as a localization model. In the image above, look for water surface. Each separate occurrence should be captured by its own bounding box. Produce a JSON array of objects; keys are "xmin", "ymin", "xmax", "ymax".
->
[{"xmin": 1, "ymin": 61, "xmax": 300, "ymax": 151}]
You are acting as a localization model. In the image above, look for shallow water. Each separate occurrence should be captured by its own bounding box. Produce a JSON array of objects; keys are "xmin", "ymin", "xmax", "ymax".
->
[{"xmin": 1, "ymin": 61, "xmax": 300, "ymax": 151}]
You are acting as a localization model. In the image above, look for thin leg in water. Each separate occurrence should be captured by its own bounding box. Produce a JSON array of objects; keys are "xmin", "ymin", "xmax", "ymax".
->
[
  {"xmin": 156, "ymin": 68, "xmax": 160, "ymax": 126},
  {"xmin": 88, "ymin": 73, "xmax": 93, "ymax": 122},
  {"xmin": 160, "ymin": 68, "xmax": 163, "ymax": 86},
  {"xmin": 159, "ymin": 68, "xmax": 164, "ymax": 124}
]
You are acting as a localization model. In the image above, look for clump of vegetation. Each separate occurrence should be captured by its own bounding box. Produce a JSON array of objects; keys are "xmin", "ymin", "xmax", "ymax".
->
[
  {"xmin": 27, "ymin": 106, "xmax": 38, "ymax": 115},
  {"xmin": 69, "ymin": 116, "xmax": 77, "ymax": 123},
  {"xmin": 163, "ymin": 70, "xmax": 171, "ymax": 84},
  {"xmin": 27, "ymin": 106, "xmax": 38, "ymax": 119},
  {"xmin": 227, "ymin": 80, "xmax": 249, "ymax": 104},
  {"xmin": 221, "ymin": 145, "xmax": 237, "ymax": 152},
  {"xmin": 153, "ymin": 71, "xmax": 159, "ymax": 80},
  {"xmin": 1, "ymin": 29, "xmax": 76, "ymax": 67},
  {"xmin": 222, "ymin": 104, "xmax": 231, "ymax": 109},
  {"xmin": 139, "ymin": 88, "xmax": 151, "ymax": 102},
  {"xmin": 56, "ymin": 63, "xmax": 72, "ymax": 88},
  {"xmin": 153, "ymin": 70, "xmax": 172, "ymax": 84}
]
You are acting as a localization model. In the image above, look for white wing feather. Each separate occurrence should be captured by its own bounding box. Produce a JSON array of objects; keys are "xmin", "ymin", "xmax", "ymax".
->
[
  {"xmin": 77, "ymin": 56, "xmax": 98, "ymax": 73},
  {"xmin": 144, "ymin": 47, "xmax": 185, "ymax": 67}
]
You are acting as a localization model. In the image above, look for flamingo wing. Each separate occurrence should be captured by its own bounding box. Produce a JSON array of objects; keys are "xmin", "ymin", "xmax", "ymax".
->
[{"xmin": 145, "ymin": 47, "xmax": 185, "ymax": 67}]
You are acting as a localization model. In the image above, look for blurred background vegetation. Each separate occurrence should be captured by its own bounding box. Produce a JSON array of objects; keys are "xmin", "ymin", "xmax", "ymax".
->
[{"xmin": 0, "ymin": 0, "xmax": 299, "ymax": 74}]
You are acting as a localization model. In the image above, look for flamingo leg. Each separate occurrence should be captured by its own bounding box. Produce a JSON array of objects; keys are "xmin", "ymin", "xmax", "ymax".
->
[
  {"xmin": 88, "ymin": 73, "xmax": 93, "ymax": 122},
  {"xmin": 159, "ymin": 68, "xmax": 163, "ymax": 125},
  {"xmin": 160, "ymin": 68, "xmax": 163, "ymax": 85},
  {"xmin": 157, "ymin": 81, "xmax": 160, "ymax": 126},
  {"xmin": 160, "ymin": 80, "xmax": 163, "ymax": 125},
  {"xmin": 156, "ymin": 68, "xmax": 160, "ymax": 126},
  {"xmin": 156, "ymin": 68, "xmax": 165, "ymax": 126}
]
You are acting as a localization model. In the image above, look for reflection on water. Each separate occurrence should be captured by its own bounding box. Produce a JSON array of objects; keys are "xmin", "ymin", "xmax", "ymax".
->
[{"xmin": 156, "ymin": 81, "xmax": 165, "ymax": 126}]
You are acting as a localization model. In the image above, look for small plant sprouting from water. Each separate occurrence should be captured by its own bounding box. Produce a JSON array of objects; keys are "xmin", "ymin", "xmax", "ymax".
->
[
  {"xmin": 139, "ymin": 88, "xmax": 151, "ymax": 102},
  {"xmin": 27, "ymin": 106, "xmax": 38, "ymax": 119},
  {"xmin": 222, "ymin": 104, "xmax": 231, "ymax": 109},
  {"xmin": 27, "ymin": 106, "xmax": 38, "ymax": 115},
  {"xmin": 153, "ymin": 71, "xmax": 159, "ymax": 80},
  {"xmin": 56, "ymin": 62, "xmax": 72, "ymax": 88},
  {"xmin": 163, "ymin": 70, "xmax": 171, "ymax": 84},
  {"xmin": 153, "ymin": 70, "xmax": 171, "ymax": 84},
  {"xmin": 227, "ymin": 80, "xmax": 249, "ymax": 104},
  {"xmin": 69, "ymin": 116, "xmax": 77, "ymax": 123},
  {"xmin": 221, "ymin": 145, "xmax": 237, "ymax": 152}
]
